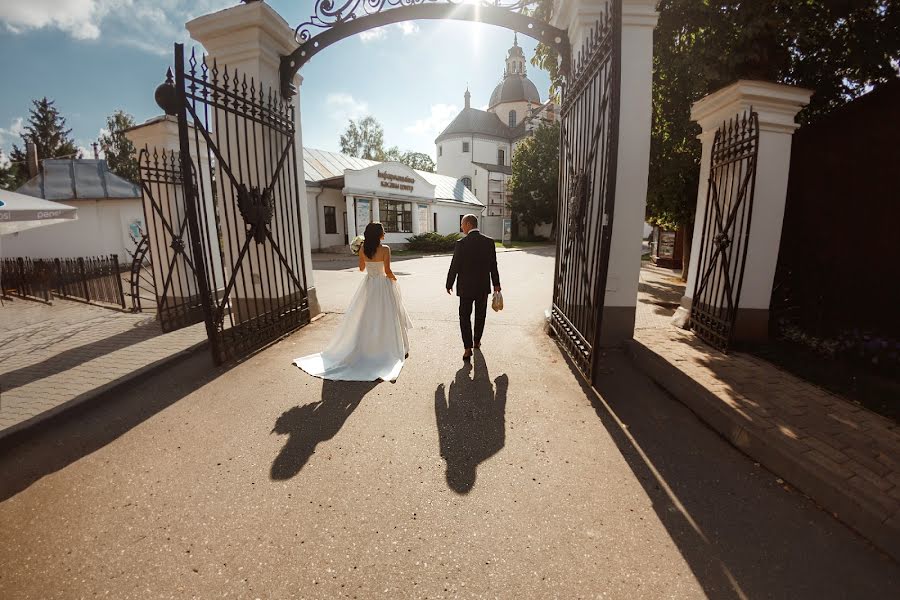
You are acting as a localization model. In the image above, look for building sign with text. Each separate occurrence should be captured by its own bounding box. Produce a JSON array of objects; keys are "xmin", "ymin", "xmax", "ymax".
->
[{"xmin": 378, "ymin": 170, "xmax": 415, "ymax": 192}]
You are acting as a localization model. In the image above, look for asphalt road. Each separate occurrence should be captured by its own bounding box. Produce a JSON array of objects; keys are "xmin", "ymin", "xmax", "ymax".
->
[{"xmin": 0, "ymin": 248, "xmax": 896, "ymax": 599}]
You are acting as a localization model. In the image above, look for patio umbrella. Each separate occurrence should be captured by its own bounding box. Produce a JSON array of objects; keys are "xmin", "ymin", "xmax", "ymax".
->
[
  {"xmin": 0, "ymin": 188, "xmax": 78, "ymax": 235},
  {"xmin": 0, "ymin": 188, "xmax": 78, "ymax": 302}
]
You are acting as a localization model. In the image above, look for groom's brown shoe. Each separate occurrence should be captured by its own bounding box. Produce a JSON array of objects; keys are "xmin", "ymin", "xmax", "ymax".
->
[{"xmin": 463, "ymin": 349, "xmax": 473, "ymax": 361}]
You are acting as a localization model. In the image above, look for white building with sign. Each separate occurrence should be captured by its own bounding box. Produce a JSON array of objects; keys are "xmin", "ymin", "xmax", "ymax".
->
[{"xmin": 304, "ymin": 148, "xmax": 484, "ymax": 250}]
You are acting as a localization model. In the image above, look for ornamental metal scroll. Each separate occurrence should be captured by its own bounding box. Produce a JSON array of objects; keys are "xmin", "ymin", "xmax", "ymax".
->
[{"xmin": 279, "ymin": 0, "xmax": 570, "ymax": 98}]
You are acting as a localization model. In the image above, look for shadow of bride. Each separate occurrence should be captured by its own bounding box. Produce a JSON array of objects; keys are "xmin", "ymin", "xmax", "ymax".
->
[
  {"xmin": 435, "ymin": 352, "xmax": 508, "ymax": 494},
  {"xmin": 270, "ymin": 379, "xmax": 379, "ymax": 480}
]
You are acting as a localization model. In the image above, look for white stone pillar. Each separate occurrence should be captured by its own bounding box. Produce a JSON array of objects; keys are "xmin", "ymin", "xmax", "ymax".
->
[
  {"xmin": 125, "ymin": 115, "xmax": 224, "ymax": 308},
  {"xmin": 553, "ymin": 0, "xmax": 659, "ymax": 345},
  {"xmin": 186, "ymin": 1, "xmax": 319, "ymax": 316},
  {"xmin": 673, "ymin": 80, "xmax": 812, "ymax": 340}
]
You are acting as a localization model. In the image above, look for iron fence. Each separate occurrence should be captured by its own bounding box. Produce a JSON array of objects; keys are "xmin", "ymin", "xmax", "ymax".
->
[{"xmin": 0, "ymin": 255, "xmax": 126, "ymax": 308}]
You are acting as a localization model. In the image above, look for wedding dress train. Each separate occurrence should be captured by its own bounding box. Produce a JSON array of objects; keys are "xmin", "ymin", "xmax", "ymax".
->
[{"xmin": 294, "ymin": 260, "xmax": 412, "ymax": 382}]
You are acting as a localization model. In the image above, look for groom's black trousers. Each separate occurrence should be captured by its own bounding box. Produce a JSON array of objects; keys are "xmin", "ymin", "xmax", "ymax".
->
[{"xmin": 459, "ymin": 295, "xmax": 488, "ymax": 349}]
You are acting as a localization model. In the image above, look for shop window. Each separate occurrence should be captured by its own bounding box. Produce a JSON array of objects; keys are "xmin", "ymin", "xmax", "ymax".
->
[
  {"xmin": 323, "ymin": 206, "xmax": 337, "ymax": 234},
  {"xmin": 380, "ymin": 199, "xmax": 412, "ymax": 233}
]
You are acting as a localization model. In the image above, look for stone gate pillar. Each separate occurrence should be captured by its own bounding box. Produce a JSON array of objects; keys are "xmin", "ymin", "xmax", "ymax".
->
[
  {"xmin": 553, "ymin": 0, "xmax": 659, "ymax": 345},
  {"xmin": 673, "ymin": 80, "xmax": 812, "ymax": 341},
  {"xmin": 186, "ymin": 0, "xmax": 319, "ymax": 316}
]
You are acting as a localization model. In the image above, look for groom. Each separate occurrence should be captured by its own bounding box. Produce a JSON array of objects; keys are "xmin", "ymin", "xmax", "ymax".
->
[{"xmin": 446, "ymin": 214, "xmax": 501, "ymax": 361}]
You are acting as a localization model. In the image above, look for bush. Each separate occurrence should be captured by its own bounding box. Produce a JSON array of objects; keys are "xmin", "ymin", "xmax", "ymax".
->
[{"xmin": 405, "ymin": 232, "xmax": 460, "ymax": 252}]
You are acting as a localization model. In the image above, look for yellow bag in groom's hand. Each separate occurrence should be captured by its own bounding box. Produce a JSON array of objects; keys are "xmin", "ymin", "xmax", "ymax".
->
[{"xmin": 492, "ymin": 291, "xmax": 504, "ymax": 312}]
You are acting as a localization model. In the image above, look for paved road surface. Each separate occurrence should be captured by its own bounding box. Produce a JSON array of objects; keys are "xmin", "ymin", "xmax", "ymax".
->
[{"xmin": 1, "ymin": 248, "xmax": 897, "ymax": 598}]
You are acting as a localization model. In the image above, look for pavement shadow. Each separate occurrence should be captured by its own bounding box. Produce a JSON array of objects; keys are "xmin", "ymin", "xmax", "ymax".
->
[
  {"xmin": 270, "ymin": 379, "xmax": 378, "ymax": 480},
  {"xmin": 434, "ymin": 352, "xmax": 508, "ymax": 494},
  {"xmin": 0, "ymin": 319, "xmax": 162, "ymax": 393},
  {"xmin": 570, "ymin": 349, "xmax": 899, "ymax": 599},
  {"xmin": 0, "ymin": 349, "xmax": 219, "ymax": 503}
]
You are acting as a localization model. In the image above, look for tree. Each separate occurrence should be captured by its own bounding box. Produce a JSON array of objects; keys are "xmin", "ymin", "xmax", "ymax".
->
[
  {"xmin": 8, "ymin": 98, "xmax": 80, "ymax": 188},
  {"xmin": 339, "ymin": 115, "xmax": 385, "ymax": 160},
  {"xmin": 99, "ymin": 110, "xmax": 139, "ymax": 183},
  {"xmin": 507, "ymin": 122, "xmax": 559, "ymax": 239},
  {"xmin": 398, "ymin": 151, "xmax": 435, "ymax": 173},
  {"xmin": 647, "ymin": 0, "xmax": 900, "ymax": 278},
  {"xmin": 0, "ymin": 151, "xmax": 17, "ymax": 191}
]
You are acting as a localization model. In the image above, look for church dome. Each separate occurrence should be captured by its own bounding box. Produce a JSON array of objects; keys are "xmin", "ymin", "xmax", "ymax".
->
[{"xmin": 489, "ymin": 75, "xmax": 541, "ymax": 108}]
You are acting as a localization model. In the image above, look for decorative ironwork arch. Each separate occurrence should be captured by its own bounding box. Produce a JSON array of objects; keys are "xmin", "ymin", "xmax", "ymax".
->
[{"xmin": 279, "ymin": 0, "xmax": 570, "ymax": 98}]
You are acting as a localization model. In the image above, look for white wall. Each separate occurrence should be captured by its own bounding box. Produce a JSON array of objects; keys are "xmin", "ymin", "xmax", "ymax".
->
[
  {"xmin": 490, "ymin": 100, "xmax": 532, "ymax": 127},
  {"xmin": 307, "ymin": 187, "xmax": 348, "ymax": 250},
  {"xmin": 433, "ymin": 202, "xmax": 480, "ymax": 236},
  {"xmin": 2, "ymin": 199, "xmax": 144, "ymax": 261}
]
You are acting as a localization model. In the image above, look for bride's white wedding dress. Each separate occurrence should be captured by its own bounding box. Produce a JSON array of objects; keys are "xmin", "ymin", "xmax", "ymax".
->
[{"xmin": 294, "ymin": 260, "xmax": 412, "ymax": 382}]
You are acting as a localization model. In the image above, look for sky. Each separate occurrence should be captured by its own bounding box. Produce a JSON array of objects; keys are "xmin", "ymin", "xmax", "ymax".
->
[{"xmin": 0, "ymin": 0, "xmax": 551, "ymax": 165}]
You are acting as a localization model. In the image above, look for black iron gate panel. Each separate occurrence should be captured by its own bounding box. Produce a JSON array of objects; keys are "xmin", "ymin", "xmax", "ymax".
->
[
  {"xmin": 174, "ymin": 44, "xmax": 310, "ymax": 364},
  {"xmin": 551, "ymin": 2, "xmax": 621, "ymax": 385},
  {"xmin": 690, "ymin": 110, "xmax": 760, "ymax": 352},
  {"xmin": 137, "ymin": 147, "xmax": 206, "ymax": 332}
]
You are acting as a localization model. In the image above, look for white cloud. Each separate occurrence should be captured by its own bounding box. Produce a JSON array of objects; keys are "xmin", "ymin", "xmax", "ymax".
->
[
  {"xmin": 0, "ymin": 117, "xmax": 25, "ymax": 152},
  {"xmin": 359, "ymin": 27, "xmax": 387, "ymax": 43},
  {"xmin": 405, "ymin": 104, "xmax": 459, "ymax": 138},
  {"xmin": 396, "ymin": 22, "xmax": 419, "ymax": 36},
  {"xmin": 0, "ymin": 1, "xmax": 233, "ymax": 55},
  {"xmin": 326, "ymin": 93, "xmax": 370, "ymax": 123},
  {"xmin": 358, "ymin": 22, "xmax": 419, "ymax": 43}
]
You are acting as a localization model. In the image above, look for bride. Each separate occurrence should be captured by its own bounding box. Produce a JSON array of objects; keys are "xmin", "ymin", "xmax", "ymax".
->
[{"xmin": 294, "ymin": 222, "xmax": 412, "ymax": 382}]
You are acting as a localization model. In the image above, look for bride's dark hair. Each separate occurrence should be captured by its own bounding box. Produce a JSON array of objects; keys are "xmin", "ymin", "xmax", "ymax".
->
[{"xmin": 363, "ymin": 222, "xmax": 385, "ymax": 259}]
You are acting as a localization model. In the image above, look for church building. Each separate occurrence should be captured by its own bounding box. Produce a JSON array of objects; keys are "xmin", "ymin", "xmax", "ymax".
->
[{"xmin": 435, "ymin": 34, "xmax": 557, "ymax": 239}]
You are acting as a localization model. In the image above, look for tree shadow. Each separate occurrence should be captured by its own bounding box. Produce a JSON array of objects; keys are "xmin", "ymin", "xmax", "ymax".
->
[
  {"xmin": 434, "ymin": 353, "xmax": 508, "ymax": 494},
  {"xmin": 270, "ymin": 379, "xmax": 379, "ymax": 480}
]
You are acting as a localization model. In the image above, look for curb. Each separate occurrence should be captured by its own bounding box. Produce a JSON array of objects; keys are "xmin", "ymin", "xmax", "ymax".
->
[
  {"xmin": 0, "ymin": 338, "xmax": 210, "ymax": 452},
  {"xmin": 624, "ymin": 338, "xmax": 900, "ymax": 563}
]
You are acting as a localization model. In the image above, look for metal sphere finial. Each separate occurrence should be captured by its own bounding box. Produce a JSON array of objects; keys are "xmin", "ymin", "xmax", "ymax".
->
[{"xmin": 154, "ymin": 67, "xmax": 179, "ymax": 116}]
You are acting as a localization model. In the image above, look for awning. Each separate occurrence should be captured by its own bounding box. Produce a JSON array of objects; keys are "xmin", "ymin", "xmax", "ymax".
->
[{"xmin": 0, "ymin": 189, "xmax": 78, "ymax": 235}]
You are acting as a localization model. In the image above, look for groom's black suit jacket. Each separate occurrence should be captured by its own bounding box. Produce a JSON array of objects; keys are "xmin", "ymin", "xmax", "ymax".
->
[{"xmin": 446, "ymin": 230, "xmax": 501, "ymax": 298}]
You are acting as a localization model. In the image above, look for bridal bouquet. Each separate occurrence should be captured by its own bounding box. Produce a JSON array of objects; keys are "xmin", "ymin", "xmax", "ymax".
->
[{"xmin": 350, "ymin": 235, "xmax": 365, "ymax": 255}]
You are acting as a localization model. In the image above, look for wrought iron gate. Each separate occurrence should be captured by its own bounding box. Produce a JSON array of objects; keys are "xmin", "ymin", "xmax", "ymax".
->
[
  {"xmin": 690, "ymin": 110, "xmax": 760, "ymax": 352},
  {"xmin": 551, "ymin": 2, "xmax": 621, "ymax": 384},
  {"xmin": 137, "ymin": 148, "xmax": 206, "ymax": 331},
  {"xmin": 171, "ymin": 44, "xmax": 311, "ymax": 364}
]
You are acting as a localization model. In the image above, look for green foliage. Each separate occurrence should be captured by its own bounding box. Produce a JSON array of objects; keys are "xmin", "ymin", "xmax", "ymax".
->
[
  {"xmin": 339, "ymin": 116, "xmax": 435, "ymax": 171},
  {"xmin": 397, "ymin": 151, "xmax": 435, "ymax": 173},
  {"xmin": 0, "ymin": 151, "xmax": 17, "ymax": 191},
  {"xmin": 5, "ymin": 97, "xmax": 79, "ymax": 189},
  {"xmin": 648, "ymin": 0, "xmax": 900, "ymax": 229},
  {"xmin": 98, "ymin": 110, "xmax": 139, "ymax": 183},
  {"xmin": 530, "ymin": 0, "xmax": 563, "ymax": 103},
  {"xmin": 507, "ymin": 122, "xmax": 559, "ymax": 238},
  {"xmin": 405, "ymin": 232, "xmax": 461, "ymax": 252},
  {"xmin": 340, "ymin": 115, "xmax": 386, "ymax": 160}
]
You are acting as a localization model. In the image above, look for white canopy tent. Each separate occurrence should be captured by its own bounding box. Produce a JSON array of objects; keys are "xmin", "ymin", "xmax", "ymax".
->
[
  {"xmin": 1, "ymin": 189, "xmax": 78, "ymax": 302},
  {"xmin": 0, "ymin": 189, "xmax": 78, "ymax": 235}
]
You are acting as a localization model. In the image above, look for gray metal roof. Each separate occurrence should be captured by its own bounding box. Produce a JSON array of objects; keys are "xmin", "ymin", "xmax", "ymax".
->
[
  {"xmin": 304, "ymin": 148, "xmax": 482, "ymax": 207},
  {"xmin": 435, "ymin": 108, "xmax": 513, "ymax": 143},
  {"xmin": 489, "ymin": 74, "xmax": 541, "ymax": 109},
  {"xmin": 17, "ymin": 159, "xmax": 141, "ymax": 201},
  {"xmin": 473, "ymin": 162, "xmax": 513, "ymax": 176}
]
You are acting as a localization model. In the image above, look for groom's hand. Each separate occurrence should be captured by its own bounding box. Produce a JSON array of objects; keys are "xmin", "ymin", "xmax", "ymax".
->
[
  {"xmin": 446, "ymin": 288, "xmax": 452, "ymax": 295},
  {"xmin": 494, "ymin": 286, "xmax": 501, "ymax": 292}
]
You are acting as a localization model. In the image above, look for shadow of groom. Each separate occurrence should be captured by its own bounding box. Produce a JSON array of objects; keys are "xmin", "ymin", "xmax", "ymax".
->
[
  {"xmin": 270, "ymin": 379, "xmax": 379, "ymax": 480},
  {"xmin": 435, "ymin": 352, "xmax": 509, "ymax": 494}
]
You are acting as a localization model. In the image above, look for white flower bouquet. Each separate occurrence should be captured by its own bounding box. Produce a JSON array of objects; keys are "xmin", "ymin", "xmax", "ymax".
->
[{"xmin": 350, "ymin": 235, "xmax": 365, "ymax": 255}]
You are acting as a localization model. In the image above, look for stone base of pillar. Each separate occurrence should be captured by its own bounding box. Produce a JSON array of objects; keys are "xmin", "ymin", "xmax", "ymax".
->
[
  {"xmin": 598, "ymin": 306, "xmax": 637, "ymax": 347},
  {"xmin": 671, "ymin": 298, "xmax": 691, "ymax": 330},
  {"xmin": 307, "ymin": 287, "xmax": 321, "ymax": 318}
]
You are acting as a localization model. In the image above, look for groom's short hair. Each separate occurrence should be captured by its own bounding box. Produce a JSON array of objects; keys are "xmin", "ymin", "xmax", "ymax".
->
[{"xmin": 462, "ymin": 214, "xmax": 478, "ymax": 228}]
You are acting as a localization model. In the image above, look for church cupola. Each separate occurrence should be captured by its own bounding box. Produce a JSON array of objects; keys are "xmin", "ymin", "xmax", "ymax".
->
[{"xmin": 504, "ymin": 33, "xmax": 527, "ymax": 77}]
